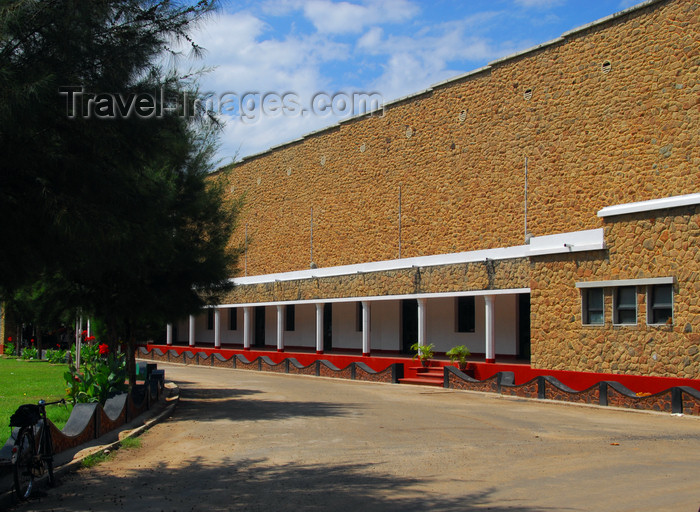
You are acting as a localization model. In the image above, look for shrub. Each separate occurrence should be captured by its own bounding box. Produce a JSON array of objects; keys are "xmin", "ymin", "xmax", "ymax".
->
[
  {"xmin": 65, "ymin": 342, "xmax": 127, "ymax": 404},
  {"xmin": 410, "ymin": 342, "xmax": 434, "ymax": 361},
  {"xmin": 21, "ymin": 346, "xmax": 39, "ymax": 360},
  {"xmin": 46, "ymin": 349, "xmax": 67, "ymax": 365},
  {"xmin": 4, "ymin": 342, "xmax": 15, "ymax": 356},
  {"xmin": 446, "ymin": 345, "xmax": 471, "ymax": 370}
]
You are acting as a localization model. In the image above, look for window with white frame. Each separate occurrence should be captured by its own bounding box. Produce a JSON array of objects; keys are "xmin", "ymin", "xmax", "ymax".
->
[
  {"xmin": 614, "ymin": 286, "xmax": 637, "ymax": 325},
  {"xmin": 648, "ymin": 284, "xmax": 673, "ymax": 325},
  {"xmin": 582, "ymin": 288, "xmax": 604, "ymax": 325}
]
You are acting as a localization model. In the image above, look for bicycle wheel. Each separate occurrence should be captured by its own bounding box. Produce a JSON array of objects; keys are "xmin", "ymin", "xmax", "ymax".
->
[{"xmin": 13, "ymin": 428, "xmax": 34, "ymax": 500}]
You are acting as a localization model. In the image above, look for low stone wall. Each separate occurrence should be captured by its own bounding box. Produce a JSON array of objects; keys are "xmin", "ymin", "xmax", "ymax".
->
[
  {"xmin": 140, "ymin": 347, "xmax": 402, "ymax": 384},
  {"xmin": 446, "ymin": 367, "xmax": 700, "ymax": 416},
  {"xmin": 141, "ymin": 347, "xmax": 700, "ymax": 416}
]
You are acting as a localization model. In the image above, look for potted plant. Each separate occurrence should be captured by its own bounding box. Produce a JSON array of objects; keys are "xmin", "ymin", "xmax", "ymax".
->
[
  {"xmin": 410, "ymin": 342, "xmax": 434, "ymax": 367},
  {"xmin": 446, "ymin": 345, "xmax": 471, "ymax": 372}
]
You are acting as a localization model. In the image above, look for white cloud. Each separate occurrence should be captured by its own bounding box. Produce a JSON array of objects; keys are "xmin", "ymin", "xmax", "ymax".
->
[
  {"xmin": 186, "ymin": 2, "xmax": 575, "ymax": 162},
  {"xmin": 263, "ymin": 0, "xmax": 420, "ymax": 34},
  {"xmin": 354, "ymin": 12, "xmax": 522, "ymax": 101}
]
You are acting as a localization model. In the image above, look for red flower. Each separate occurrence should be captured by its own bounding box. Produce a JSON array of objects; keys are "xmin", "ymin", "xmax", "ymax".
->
[
  {"xmin": 86, "ymin": 336, "xmax": 96, "ymax": 342},
  {"xmin": 74, "ymin": 375, "xmax": 81, "ymax": 382},
  {"xmin": 99, "ymin": 343, "xmax": 109, "ymax": 355},
  {"xmin": 7, "ymin": 336, "xmax": 12, "ymax": 342}
]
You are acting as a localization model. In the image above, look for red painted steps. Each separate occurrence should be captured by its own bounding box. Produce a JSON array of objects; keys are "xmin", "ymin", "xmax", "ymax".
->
[{"xmin": 399, "ymin": 366, "xmax": 444, "ymax": 387}]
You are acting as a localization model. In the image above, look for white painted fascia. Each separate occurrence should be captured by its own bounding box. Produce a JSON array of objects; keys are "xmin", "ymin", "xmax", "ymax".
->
[
  {"xmin": 527, "ymin": 228, "xmax": 605, "ymax": 256},
  {"xmin": 576, "ymin": 276, "xmax": 675, "ymax": 289},
  {"xmin": 597, "ymin": 193, "xmax": 700, "ymax": 218},
  {"xmin": 231, "ymin": 228, "xmax": 606, "ymax": 287},
  {"xmin": 232, "ymin": 245, "xmax": 530, "ymax": 286}
]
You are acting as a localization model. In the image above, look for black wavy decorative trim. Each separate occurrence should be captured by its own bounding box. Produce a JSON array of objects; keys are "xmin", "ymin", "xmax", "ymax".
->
[{"xmin": 446, "ymin": 367, "xmax": 700, "ymax": 415}]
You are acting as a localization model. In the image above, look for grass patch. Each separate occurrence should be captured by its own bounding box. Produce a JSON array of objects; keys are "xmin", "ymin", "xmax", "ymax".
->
[
  {"xmin": 120, "ymin": 437, "xmax": 141, "ymax": 450},
  {"xmin": 81, "ymin": 450, "xmax": 115, "ymax": 468},
  {"xmin": 0, "ymin": 357, "xmax": 73, "ymax": 446},
  {"xmin": 81, "ymin": 436, "xmax": 142, "ymax": 468}
]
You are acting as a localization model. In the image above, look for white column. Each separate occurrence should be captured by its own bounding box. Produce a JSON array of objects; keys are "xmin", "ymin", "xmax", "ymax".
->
[
  {"xmin": 315, "ymin": 303, "xmax": 324, "ymax": 354},
  {"xmin": 166, "ymin": 323, "xmax": 173, "ymax": 346},
  {"xmin": 214, "ymin": 308, "xmax": 221, "ymax": 348},
  {"xmin": 243, "ymin": 307, "xmax": 252, "ymax": 350},
  {"xmin": 484, "ymin": 295, "xmax": 496, "ymax": 363},
  {"xmin": 188, "ymin": 314, "xmax": 195, "ymax": 347},
  {"xmin": 361, "ymin": 301, "xmax": 371, "ymax": 356},
  {"xmin": 277, "ymin": 305, "xmax": 285, "ymax": 352},
  {"xmin": 417, "ymin": 298, "xmax": 427, "ymax": 347},
  {"xmin": 87, "ymin": 319, "xmax": 91, "ymax": 338}
]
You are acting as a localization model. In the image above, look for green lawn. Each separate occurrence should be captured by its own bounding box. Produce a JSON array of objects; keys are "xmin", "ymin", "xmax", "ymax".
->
[{"xmin": 0, "ymin": 357, "xmax": 73, "ymax": 447}]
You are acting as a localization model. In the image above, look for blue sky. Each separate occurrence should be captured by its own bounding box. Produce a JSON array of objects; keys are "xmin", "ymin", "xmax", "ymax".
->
[{"xmin": 188, "ymin": 0, "xmax": 646, "ymax": 165}]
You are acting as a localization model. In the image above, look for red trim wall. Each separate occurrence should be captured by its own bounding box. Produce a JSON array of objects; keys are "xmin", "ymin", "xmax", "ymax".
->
[{"xmin": 145, "ymin": 344, "xmax": 700, "ymax": 394}]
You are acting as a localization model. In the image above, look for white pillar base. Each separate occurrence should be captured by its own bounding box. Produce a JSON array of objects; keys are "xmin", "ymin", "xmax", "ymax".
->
[
  {"xmin": 361, "ymin": 301, "xmax": 371, "ymax": 357},
  {"xmin": 315, "ymin": 303, "xmax": 324, "ymax": 354},
  {"xmin": 243, "ymin": 307, "xmax": 252, "ymax": 351},
  {"xmin": 417, "ymin": 298, "xmax": 427, "ymax": 347},
  {"xmin": 214, "ymin": 308, "xmax": 221, "ymax": 348},
  {"xmin": 484, "ymin": 295, "xmax": 496, "ymax": 363},
  {"xmin": 188, "ymin": 314, "xmax": 195, "ymax": 347},
  {"xmin": 277, "ymin": 305, "xmax": 285, "ymax": 352}
]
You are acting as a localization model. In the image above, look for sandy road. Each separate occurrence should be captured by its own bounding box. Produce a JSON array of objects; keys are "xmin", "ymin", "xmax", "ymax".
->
[{"xmin": 10, "ymin": 362, "xmax": 700, "ymax": 512}]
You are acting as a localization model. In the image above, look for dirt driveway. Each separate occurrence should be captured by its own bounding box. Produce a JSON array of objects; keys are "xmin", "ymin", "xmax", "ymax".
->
[{"xmin": 10, "ymin": 362, "xmax": 700, "ymax": 512}]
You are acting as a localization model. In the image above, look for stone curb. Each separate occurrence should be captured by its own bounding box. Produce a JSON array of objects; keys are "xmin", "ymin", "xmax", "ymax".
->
[{"xmin": 0, "ymin": 383, "xmax": 180, "ymax": 510}]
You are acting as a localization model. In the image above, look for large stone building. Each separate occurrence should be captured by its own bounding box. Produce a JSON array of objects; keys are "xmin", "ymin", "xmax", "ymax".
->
[{"xmin": 174, "ymin": 0, "xmax": 699, "ymax": 380}]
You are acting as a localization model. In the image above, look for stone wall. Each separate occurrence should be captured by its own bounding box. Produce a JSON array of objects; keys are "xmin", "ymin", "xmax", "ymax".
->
[
  {"xmin": 206, "ymin": 0, "xmax": 699, "ymax": 378},
  {"xmin": 222, "ymin": 257, "xmax": 529, "ymax": 304},
  {"xmin": 214, "ymin": 0, "xmax": 698, "ymax": 278},
  {"xmin": 531, "ymin": 205, "xmax": 700, "ymax": 378}
]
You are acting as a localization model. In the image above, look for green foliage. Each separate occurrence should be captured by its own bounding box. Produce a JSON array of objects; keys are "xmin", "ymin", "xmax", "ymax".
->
[
  {"xmin": 120, "ymin": 437, "xmax": 141, "ymax": 450},
  {"xmin": 20, "ymin": 346, "xmax": 38, "ymax": 360},
  {"xmin": 64, "ymin": 343, "xmax": 127, "ymax": 404},
  {"xmin": 81, "ymin": 449, "xmax": 115, "ymax": 469},
  {"xmin": 4, "ymin": 342, "xmax": 15, "ymax": 356},
  {"xmin": 0, "ymin": 358, "xmax": 73, "ymax": 446},
  {"xmin": 46, "ymin": 349, "xmax": 67, "ymax": 364},
  {"xmin": 81, "ymin": 435, "xmax": 141, "ymax": 468},
  {"xmin": 446, "ymin": 345, "xmax": 471, "ymax": 367},
  {"xmin": 0, "ymin": 0, "xmax": 240, "ymax": 387},
  {"xmin": 410, "ymin": 342, "xmax": 434, "ymax": 361}
]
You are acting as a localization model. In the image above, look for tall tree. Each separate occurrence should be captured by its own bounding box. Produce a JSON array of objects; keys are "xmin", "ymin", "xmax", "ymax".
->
[{"xmin": 0, "ymin": 0, "xmax": 240, "ymax": 382}]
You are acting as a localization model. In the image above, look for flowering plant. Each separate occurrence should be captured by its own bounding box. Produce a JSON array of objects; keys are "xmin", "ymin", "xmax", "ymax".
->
[
  {"xmin": 20, "ymin": 346, "xmax": 38, "ymax": 360},
  {"xmin": 64, "ymin": 341, "xmax": 127, "ymax": 404},
  {"xmin": 46, "ymin": 348, "xmax": 67, "ymax": 364},
  {"xmin": 4, "ymin": 339, "xmax": 15, "ymax": 356}
]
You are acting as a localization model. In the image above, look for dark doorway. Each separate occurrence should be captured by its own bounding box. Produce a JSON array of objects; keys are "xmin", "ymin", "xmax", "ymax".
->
[
  {"xmin": 323, "ymin": 303, "xmax": 332, "ymax": 352},
  {"xmin": 254, "ymin": 306, "xmax": 265, "ymax": 347},
  {"xmin": 401, "ymin": 299, "xmax": 418, "ymax": 354},
  {"xmin": 518, "ymin": 294, "xmax": 531, "ymax": 361}
]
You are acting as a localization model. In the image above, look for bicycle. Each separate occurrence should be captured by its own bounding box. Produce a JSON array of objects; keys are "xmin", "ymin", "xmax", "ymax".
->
[{"xmin": 10, "ymin": 398, "xmax": 66, "ymax": 500}]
